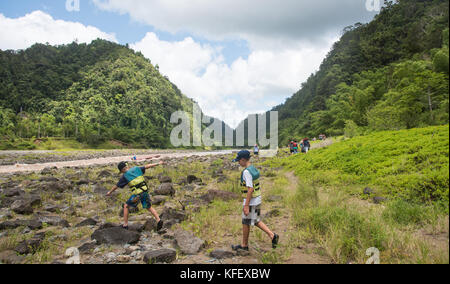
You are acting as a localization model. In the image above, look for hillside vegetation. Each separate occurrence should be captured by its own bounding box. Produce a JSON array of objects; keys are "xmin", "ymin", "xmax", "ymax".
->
[
  {"xmin": 274, "ymin": 0, "xmax": 449, "ymax": 144},
  {"xmin": 0, "ymin": 40, "xmax": 196, "ymax": 148},
  {"xmin": 265, "ymin": 125, "xmax": 449, "ymax": 263}
]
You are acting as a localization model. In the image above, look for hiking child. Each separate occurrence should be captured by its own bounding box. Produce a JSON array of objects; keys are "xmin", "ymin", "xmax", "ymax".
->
[
  {"xmin": 231, "ymin": 150, "xmax": 279, "ymax": 252},
  {"xmin": 303, "ymin": 138, "xmax": 311, "ymax": 153},
  {"xmin": 293, "ymin": 141, "xmax": 299, "ymax": 154},
  {"xmin": 253, "ymin": 144, "xmax": 260, "ymax": 156},
  {"xmin": 107, "ymin": 160, "xmax": 165, "ymax": 230}
]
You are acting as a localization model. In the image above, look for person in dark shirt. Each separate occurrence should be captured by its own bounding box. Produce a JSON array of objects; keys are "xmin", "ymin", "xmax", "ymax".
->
[{"xmin": 107, "ymin": 159, "xmax": 164, "ymax": 230}]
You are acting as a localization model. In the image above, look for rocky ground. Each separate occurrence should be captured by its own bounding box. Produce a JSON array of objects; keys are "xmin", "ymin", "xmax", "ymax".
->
[{"xmin": 1, "ymin": 151, "xmax": 327, "ymax": 264}]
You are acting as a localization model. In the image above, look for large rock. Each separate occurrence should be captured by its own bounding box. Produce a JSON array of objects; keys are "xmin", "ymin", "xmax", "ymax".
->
[
  {"xmin": 158, "ymin": 176, "xmax": 172, "ymax": 183},
  {"xmin": 37, "ymin": 181, "xmax": 73, "ymax": 194},
  {"xmin": 143, "ymin": 249, "xmax": 177, "ymax": 264},
  {"xmin": 187, "ymin": 175, "xmax": 201, "ymax": 184},
  {"xmin": 0, "ymin": 219, "xmax": 43, "ymax": 231},
  {"xmin": 78, "ymin": 241, "xmax": 98, "ymax": 254},
  {"xmin": 154, "ymin": 183, "xmax": 175, "ymax": 196},
  {"xmin": 1, "ymin": 188, "xmax": 24, "ymax": 197},
  {"xmin": 152, "ymin": 195, "xmax": 168, "ymax": 206},
  {"xmin": 98, "ymin": 222, "xmax": 144, "ymax": 233},
  {"xmin": 91, "ymin": 227, "xmax": 141, "ymax": 245},
  {"xmin": 75, "ymin": 218, "xmax": 98, "ymax": 227},
  {"xmin": 160, "ymin": 208, "xmax": 187, "ymax": 223},
  {"xmin": 98, "ymin": 170, "xmax": 113, "ymax": 178},
  {"xmin": 200, "ymin": 190, "xmax": 239, "ymax": 203},
  {"xmin": 364, "ymin": 187, "xmax": 374, "ymax": 195},
  {"xmin": 36, "ymin": 214, "xmax": 70, "ymax": 228},
  {"xmin": 11, "ymin": 200, "xmax": 33, "ymax": 215},
  {"xmin": 174, "ymin": 229, "xmax": 205, "ymax": 255},
  {"xmin": 0, "ymin": 250, "xmax": 25, "ymax": 264},
  {"xmin": 15, "ymin": 233, "xmax": 45, "ymax": 255}
]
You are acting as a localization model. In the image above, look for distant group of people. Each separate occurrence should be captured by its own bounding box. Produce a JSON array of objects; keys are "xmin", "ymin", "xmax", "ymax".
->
[{"xmin": 289, "ymin": 138, "xmax": 311, "ymax": 154}]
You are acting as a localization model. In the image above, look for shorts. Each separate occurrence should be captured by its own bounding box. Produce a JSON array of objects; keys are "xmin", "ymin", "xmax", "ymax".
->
[
  {"xmin": 126, "ymin": 192, "xmax": 152, "ymax": 209},
  {"xmin": 242, "ymin": 204, "xmax": 261, "ymax": 226},
  {"xmin": 254, "ymin": 152, "xmax": 259, "ymax": 156}
]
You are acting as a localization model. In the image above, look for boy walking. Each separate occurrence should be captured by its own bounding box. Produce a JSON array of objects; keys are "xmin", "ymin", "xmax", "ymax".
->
[
  {"xmin": 107, "ymin": 159, "xmax": 164, "ymax": 230},
  {"xmin": 232, "ymin": 150, "xmax": 279, "ymax": 252}
]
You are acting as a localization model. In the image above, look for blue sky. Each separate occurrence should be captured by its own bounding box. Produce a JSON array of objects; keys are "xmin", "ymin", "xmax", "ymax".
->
[
  {"xmin": 0, "ymin": 0, "xmax": 379, "ymax": 127},
  {"xmin": 0, "ymin": 0, "xmax": 250, "ymax": 65}
]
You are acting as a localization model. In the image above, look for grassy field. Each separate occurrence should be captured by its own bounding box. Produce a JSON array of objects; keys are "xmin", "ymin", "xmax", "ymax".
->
[{"xmin": 264, "ymin": 125, "xmax": 449, "ymax": 264}]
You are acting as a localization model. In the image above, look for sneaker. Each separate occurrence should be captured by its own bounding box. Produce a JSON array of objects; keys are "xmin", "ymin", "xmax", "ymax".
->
[
  {"xmin": 232, "ymin": 245, "xmax": 249, "ymax": 251},
  {"xmin": 157, "ymin": 220, "xmax": 164, "ymax": 231},
  {"xmin": 272, "ymin": 234, "xmax": 279, "ymax": 249}
]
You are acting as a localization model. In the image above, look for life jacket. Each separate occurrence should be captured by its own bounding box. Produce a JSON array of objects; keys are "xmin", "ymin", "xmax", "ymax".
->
[
  {"xmin": 124, "ymin": 167, "xmax": 149, "ymax": 195},
  {"xmin": 293, "ymin": 143, "xmax": 298, "ymax": 149},
  {"xmin": 241, "ymin": 165, "xmax": 261, "ymax": 199}
]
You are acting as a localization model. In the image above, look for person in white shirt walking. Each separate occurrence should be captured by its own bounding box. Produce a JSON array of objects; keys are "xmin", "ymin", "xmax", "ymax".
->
[{"xmin": 231, "ymin": 150, "xmax": 279, "ymax": 252}]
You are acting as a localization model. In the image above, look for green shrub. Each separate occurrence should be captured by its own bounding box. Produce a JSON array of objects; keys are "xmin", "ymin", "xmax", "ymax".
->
[{"xmin": 382, "ymin": 199, "xmax": 438, "ymax": 226}]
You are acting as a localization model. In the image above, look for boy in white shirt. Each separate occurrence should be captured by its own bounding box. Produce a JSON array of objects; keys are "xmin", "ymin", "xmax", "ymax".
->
[{"xmin": 232, "ymin": 150, "xmax": 279, "ymax": 252}]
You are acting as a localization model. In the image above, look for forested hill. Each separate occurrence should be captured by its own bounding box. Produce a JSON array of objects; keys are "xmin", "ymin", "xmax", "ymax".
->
[
  {"xmin": 274, "ymin": 0, "xmax": 449, "ymax": 144},
  {"xmin": 0, "ymin": 40, "xmax": 198, "ymax": 148}
]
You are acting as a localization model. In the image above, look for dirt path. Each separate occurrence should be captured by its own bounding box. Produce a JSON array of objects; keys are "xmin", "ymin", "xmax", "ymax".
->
[{"xmin": 0, "ymin": 150, "xmax": 233, "ymax": 175}]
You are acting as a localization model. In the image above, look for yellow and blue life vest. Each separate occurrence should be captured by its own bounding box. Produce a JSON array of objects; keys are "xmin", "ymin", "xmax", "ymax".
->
[
  {"xmin": 241, "ymin": 165, "xmax": 261, "ymax": 198},
  {"xmin": 124, "ymin": 167, "xmax": 149, "ymax": 195}
]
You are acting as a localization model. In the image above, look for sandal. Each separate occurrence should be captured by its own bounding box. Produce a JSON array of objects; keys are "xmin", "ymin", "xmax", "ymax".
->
[
  {"xmin": 121, "ymin": 225, "xmax": 129, "ymax": 230},
  {"xmin": 232, "ymin": 245, "xmax": 249, "ymax": 251},
  {"xmin": 157, "ymin": 220, "xmax": 164, "ymax": 231},
  {"xmin": 272, "ymin": 234, "xmax": 279, "ymax": 249}
]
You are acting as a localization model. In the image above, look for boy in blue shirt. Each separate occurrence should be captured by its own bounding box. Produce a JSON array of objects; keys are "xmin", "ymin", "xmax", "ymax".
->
[{"xmin": 107, "ymin": 159, "xmax": 164, "ymax": 230}]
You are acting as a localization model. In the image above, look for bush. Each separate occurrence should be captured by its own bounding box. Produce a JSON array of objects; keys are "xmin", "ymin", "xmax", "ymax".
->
[{"xmin": 382, "ymin": 199, "xmax": 438, "ymax": 226}]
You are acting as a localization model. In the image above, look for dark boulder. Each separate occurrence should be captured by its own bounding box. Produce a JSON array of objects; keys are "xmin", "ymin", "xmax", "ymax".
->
[
  {"xmin": 364, "ymin": 187, "xmax": 374, "ymax": 195},
  {"xmin": 15, "ymin": 233, "xmax": 45, "ymax": 255},
  {"xmin": 75, "ymin": 218, "xmax": 98, "ymax": 227},
  {"xmin": 36, "ymin": 214, "xmax": 70, "ymax": 228},
  {"xmin": 152, "ymin": 195, "xmax": 168, "ymax": 206},
  {"xmin": 174, "ymin": 229, "xmax": 205, "ymax": 255},
  {"xmin": 98, "ymin": 170, "xmax": 113, "ymax": 178},
  {"xmin": 373, "ymin": 196, "xmax": 387, "ymax": 204},
  {"xmin": 1, "ymin": 188, "xmax": 25, "ymax": 197},
  {"xmin": 78, "ymin": 241, "xmax": 98, "ymax": 254},
  {"xmin": 143, "ymin": 249, "xmax": 177, "ymax": 264},
  {"xmin": 160, "ymin": 208, "xmax": 187, "ymax": 223},
  {"xmin": 11, "ymin": 200, "xmax": 33, "ymax": 215},
  {"xmin": 158, "ymin": 176, "xmax": 172, "ymax": 184},
  {"xmin": 187, "ymin": 175, "xmax": 201, "ymax": 184},
  {"xmin": 154, "ymin": 183, "xmax": 175, "ymax": 196},
  {"xmin": 200, "ymin": 190, "xmax": 239, "ymax": 203},
  {"xmin": 91, "ymin": 227, "xmax": 140, "ymax": 245},
  {"xmin": 0, "ymin": 219, "xmax": 43, "ymax": 231}
]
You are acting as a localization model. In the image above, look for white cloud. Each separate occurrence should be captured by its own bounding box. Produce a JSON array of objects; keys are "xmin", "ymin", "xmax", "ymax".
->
[
  {"xmin": 0, "ymin": 11, "xmax": 117, "ymax": 50},
  {"xmin": 131, "ymin": 32, "xmax": 336, "ymax": 128},
  {"xmin": 93, "ymin": 0, "xmax": 376, "ymax": 49}
]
